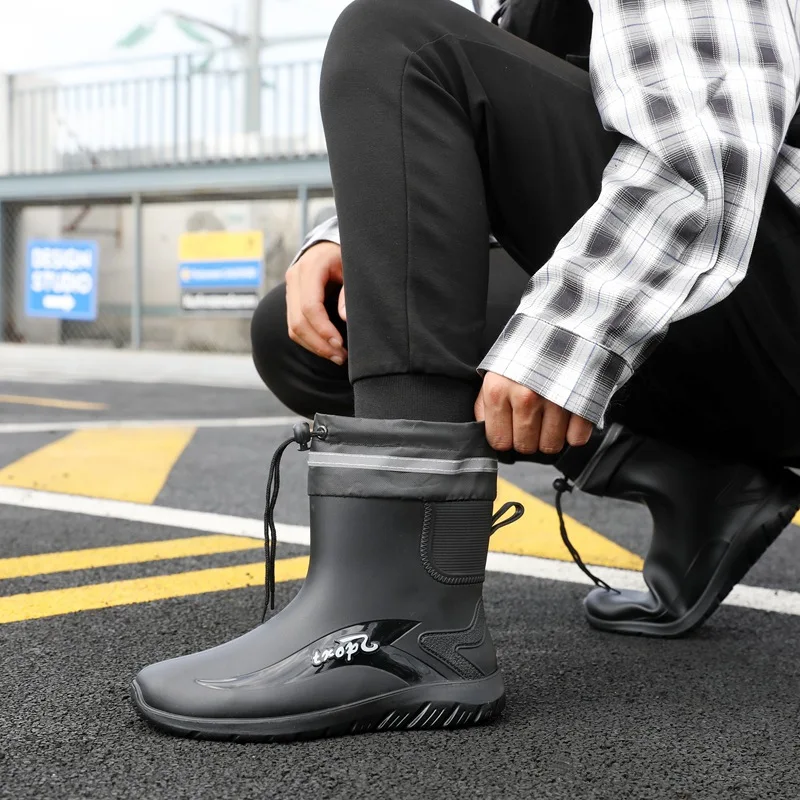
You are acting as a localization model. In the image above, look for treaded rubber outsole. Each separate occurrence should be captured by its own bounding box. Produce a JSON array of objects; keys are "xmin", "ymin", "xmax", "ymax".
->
[
  {"xmin": 585, "ymin": 488, "xmax": 800, "ymax": 639},
  {"xmin": 130, "ymin": 674, "xmax": 505, "ymax": 743}
]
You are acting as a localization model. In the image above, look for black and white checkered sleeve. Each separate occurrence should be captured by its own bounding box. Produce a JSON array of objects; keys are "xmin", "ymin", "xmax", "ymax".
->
[{"xmin": 480, "ymin": 0, "xmax": 800, "ymax": 426}]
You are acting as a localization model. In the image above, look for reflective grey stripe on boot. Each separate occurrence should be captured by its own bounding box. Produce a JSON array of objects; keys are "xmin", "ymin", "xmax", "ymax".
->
[
  {"xmin": 574, "ymin": 426, "xmax": 800, "ymax": 638},
  {"xmin": 130, "ymin": 414, "xmax": 511, "ymax": 742}
]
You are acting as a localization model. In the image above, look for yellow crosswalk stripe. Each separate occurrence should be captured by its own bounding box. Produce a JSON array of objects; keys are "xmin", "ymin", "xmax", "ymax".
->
[
  {"xmin": 0, "ymin": 394, "xmax": 108, "ymax": 411},
  {"xmin": 0, "ymin": 556, "xmax": 309, "ymax": 624},
  {"xmin": 0, "ymin": 535, "xmax": 262, "ymax": 580},
  {"xmin": 0, "ymin": 428, "xmax": 196, "ymax": 503},
  {"xmin": 491, "ymin": 477, "xmax": 643, "ymax": 570}
]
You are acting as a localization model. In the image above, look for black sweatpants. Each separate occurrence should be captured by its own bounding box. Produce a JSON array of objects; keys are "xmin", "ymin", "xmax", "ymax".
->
[{"xmin": 256, "ymin": 0, "xmax": 800, "ymax": 466}]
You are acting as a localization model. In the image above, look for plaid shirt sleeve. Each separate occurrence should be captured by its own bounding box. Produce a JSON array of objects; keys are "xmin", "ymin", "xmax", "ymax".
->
[{"xmin": 479, "ymin": 0, "xmax": 800, "ymax": 426}]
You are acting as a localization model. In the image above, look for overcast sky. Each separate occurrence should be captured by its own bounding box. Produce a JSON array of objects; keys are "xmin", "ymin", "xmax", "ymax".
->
[{"xmin": 0, "ymin": 0, "xmax": 491, "ymax": 73}]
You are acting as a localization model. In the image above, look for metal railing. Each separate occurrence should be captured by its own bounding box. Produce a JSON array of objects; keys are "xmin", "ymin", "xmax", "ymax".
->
[{"xmin": 4, "ymin": 50, "xmax": 327, "ymax": 175}]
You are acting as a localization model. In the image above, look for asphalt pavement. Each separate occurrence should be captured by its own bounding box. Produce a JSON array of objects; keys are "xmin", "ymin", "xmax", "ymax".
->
[{"xmin": 2, "ymin": 365, "xmax": 800, "ymax": 800}]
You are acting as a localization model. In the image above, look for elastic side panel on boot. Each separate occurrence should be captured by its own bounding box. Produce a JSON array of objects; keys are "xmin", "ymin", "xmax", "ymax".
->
[
  {"xmin": 420, "ymin": 501, "xmax": 492, "ymax": 585},
  {"xmin": 418, "ymin": 599, "xmax": 489, "ymax": 681}
]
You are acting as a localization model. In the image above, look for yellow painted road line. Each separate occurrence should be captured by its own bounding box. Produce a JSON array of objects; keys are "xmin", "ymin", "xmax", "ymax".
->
[
  {"xmin": 0, "ymin": 427, "xmax": 196, "ymax": 503},
  {"xmin": 0, "ymin": 394, "xmax": 108, "ymax": 411},
  {"xmin": 0, "ymin": 535, "xmax": 263, "ymax": 580},
  {"xmin": 491, "ymin": 477, "xmax": 644, "ymax": 570},
  {"xmin": 0, "ymin": 556, "xmax": 309, "ymax": 624}
]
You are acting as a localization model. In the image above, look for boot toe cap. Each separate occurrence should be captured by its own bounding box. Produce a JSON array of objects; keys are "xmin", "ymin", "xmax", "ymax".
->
[
  {"xmin": 132, "ymin": 651, "xmax": 269, "ymax": 720},
  {"xmin": 584, "ymin": 586, "xmax": 663, "ymax": 625},
  {"xmin": 132, "ymin": 657, "xmax": 203, "ymax": 719}
]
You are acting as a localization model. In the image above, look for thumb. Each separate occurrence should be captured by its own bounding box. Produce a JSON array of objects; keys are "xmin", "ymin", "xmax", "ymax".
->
[
  {"xmin": 338, "ymin": 286, "xmax": 347, "ymax": 322},
  {"xmin": 474, "ymin": 388, "xmax": 485, "ymax": 422}
]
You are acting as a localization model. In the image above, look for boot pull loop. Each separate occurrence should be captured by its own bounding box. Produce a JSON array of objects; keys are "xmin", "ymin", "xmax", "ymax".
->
[
  {"xmin": 552, "ymin": 478, "xmax": 620, "ymax": 595},
  {"xmin": 262, "ymin": 423, "xmax": 328, "ymax": 622},
  {"xmin": 491, "ymin": 501, "xmax": 526, "ymax": 536}
]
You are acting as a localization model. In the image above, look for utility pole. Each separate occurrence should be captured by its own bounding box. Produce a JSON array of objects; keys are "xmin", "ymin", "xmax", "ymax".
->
[{"xmin": 245, "ymin": 0, "xmax": 263, "ymax": 133}]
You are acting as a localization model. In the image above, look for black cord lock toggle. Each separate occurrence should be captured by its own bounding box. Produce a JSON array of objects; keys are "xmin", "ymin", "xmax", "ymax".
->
[{"xmin": 292, "ymin": 422, "xmax": 328, "ymax": 451}]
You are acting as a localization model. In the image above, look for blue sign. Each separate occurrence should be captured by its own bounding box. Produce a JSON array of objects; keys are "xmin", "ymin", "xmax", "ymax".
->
[
  {"xmin": 178, "ymin": 261, "xmax": 261, "ymax": 291},
  {"xmin": 178, "ymin": 231, "xmax": 263, "ymax": 313},
  {"xmin": 25, "ymin": 239, "xmax": 98, "ymax": 321}
]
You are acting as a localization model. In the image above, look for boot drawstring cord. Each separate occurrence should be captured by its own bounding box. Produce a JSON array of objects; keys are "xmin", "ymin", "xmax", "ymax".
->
[
  {"xmin": 262, "ymin": 422, "xmax": 327, "ymax": 622},
  {"xmin": 553, "ymin": 478, "xmax": 619, "ymax": 595}
]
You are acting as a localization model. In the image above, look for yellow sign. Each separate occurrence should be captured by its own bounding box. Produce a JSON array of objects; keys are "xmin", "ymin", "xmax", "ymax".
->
[{"xmin": 178, "ymin": 230, "xmax": 264, "ymax": 263}]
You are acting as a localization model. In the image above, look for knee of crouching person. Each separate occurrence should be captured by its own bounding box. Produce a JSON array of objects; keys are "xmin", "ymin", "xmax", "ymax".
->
[
  {"xmin": 321, "ymin": 0, "xmax": 420, "ymax": 105},
  {"xmin": 250, "ymin": 285, "xmax": 292, "ymax": 396}
]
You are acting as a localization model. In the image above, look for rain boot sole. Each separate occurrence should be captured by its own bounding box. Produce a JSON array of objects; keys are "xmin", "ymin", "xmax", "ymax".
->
[{"xmin": 131, "ymin": 671, "xmax": 505, "ymax": 743}]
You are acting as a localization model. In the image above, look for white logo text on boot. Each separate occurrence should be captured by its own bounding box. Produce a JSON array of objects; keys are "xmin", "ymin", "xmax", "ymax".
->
[{"xmin": 311, "ymin": 633, "xmax": 379, "ymax": 666}]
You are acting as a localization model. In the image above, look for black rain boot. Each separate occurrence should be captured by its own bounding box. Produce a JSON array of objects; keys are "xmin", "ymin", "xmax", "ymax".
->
[
  {"xmin": 572, "ymin": 425, "xmax": 800, "ymax": 637},
  {"xmin": 130, "ymin": 414, "xmax": 522, "ymax": 742}
]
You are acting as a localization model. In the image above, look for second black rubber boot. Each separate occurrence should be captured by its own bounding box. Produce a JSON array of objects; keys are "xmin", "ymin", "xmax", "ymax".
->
[
  {"xmin": 131, "ymin": 414, "xmax": 511, "ymax": 741},
  {"xmin": 574, "ymin": 425, "xmax": 800, "ymax": 637}
]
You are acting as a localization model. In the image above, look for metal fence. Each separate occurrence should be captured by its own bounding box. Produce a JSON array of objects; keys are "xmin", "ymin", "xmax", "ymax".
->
[
  {"xmin": 5, "ymin": 51, "xmax": 326, "ymax": 175},
  {"xmin": 0, "ymin": 195, "xmax": 336, "ymax": 352}
]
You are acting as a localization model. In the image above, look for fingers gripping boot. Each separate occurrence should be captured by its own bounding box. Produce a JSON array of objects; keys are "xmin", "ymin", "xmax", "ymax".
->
[{"xmin": 130, "ymin": 415, "xmax": 510, "ymax": 741}]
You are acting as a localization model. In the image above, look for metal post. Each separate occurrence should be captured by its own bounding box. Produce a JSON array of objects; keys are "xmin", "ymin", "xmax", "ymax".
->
[
  {"xmin": 185, "ymin": 54, "xmax": 193, "ymax": 161},
  {"xmin": 132, "ymin": 193, "xmax": 143, "ymax": 349},
  {"xmin": 0, "ymin": 201, "xmax": 5, "ymax": 342},
  {"xmin": 173, "ymin": 55, "xmax": 181, "ymax": 163},
  {"xmin": 298, "ymin": 184, "xmax": 309, "ymax": 243},
  {"xmin": 6, "ymin": 75, "xmax": 14, "ymax": 175},
  {"xmin": 245, "ymin": 0, "xmax": 262, "ymax": 133}
]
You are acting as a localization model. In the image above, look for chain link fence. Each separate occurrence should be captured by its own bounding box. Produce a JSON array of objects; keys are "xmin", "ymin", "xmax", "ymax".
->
[{"xmin": 0, "ymin": 193, "xmax": 335, "ymax": 352}]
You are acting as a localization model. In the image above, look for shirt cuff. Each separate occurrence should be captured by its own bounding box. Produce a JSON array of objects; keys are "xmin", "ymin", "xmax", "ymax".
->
[
  {"xmin": 478, "ymin": 314, "xmax": 633, "ymax": 427},
  {"xmin": 290, "ymin": 219, "xmax": 341, "ymax": 266}
]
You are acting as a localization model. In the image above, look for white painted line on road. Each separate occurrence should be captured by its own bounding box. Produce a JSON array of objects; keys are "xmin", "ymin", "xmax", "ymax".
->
[
  {"xmin": 1, "ymin": 486, "xmax": 798, "ymax": 619},
  {"xmin": 484, "ymin": 551, "xmax": 800, "ymax": 618},
  {"xmin": 0, "ymin": 416, "xmax": 300, "ymax": 435},
  {"xmin": 0, "ymin": 485, "xmax": 309, "ymax": 545}
]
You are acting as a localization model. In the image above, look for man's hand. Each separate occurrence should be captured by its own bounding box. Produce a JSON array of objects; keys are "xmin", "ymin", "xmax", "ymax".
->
[
  {"xmin": 286, "ymin": 241, "xmax": 348, "ymax": 365},
  {"xmin": 475, "ymin": 372, "xmax": 594, "ymax": 455}
]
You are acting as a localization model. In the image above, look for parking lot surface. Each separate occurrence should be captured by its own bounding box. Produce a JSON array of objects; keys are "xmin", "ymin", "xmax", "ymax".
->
[{"xmin": 2, "ymin": 350, "xmax": 799, "ymax": 799}]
